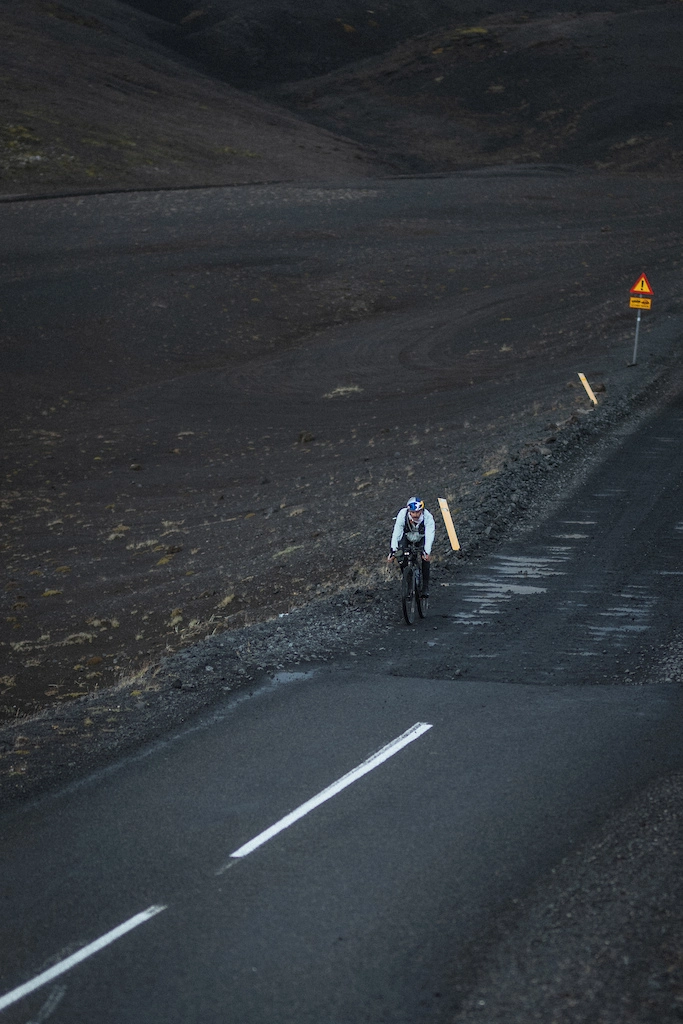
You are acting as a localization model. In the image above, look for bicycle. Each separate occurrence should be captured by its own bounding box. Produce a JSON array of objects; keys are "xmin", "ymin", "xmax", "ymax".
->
[{"xmin": 396, "ymin": 541, "xmax": 428, "ymax": 625}]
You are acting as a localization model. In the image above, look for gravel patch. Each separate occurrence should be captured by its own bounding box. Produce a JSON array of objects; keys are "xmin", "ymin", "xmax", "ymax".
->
[{"xmin": 451, "ymin": 772, "xmax": 683, "ymax": 1024}]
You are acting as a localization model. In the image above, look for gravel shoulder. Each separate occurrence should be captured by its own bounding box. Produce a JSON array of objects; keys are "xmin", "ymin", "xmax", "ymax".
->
[{"xmin": 449, "ymin": 768, "xmax": 683, "ymax": 1024}]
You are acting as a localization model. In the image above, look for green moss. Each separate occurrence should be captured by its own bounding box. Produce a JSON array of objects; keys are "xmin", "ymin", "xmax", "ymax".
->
[
  {"xmin": 43, "ymin": 4, "xmax": 105, "ymax": 32},
  {"xmin": 220, "ymin": 146, "xmax": 261, "ymax": 159},
  {"xmin": 3, "ymin": 124, "xmax": 41, "ymax": 143},
  {"xmin": 81, "ymin": 133, "xmax": 137, "ymax": 149}
]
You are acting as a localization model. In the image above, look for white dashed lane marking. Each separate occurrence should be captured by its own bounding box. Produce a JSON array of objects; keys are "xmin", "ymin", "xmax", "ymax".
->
[
  {"xmin": 221, "ymin": 721, "xmax": 433, "ymax": 864},
  {"xmin": 0, "ymin": 723, "xmax": 433, "ymax": 1013},
  {"xmin": 0, "ymin": 906, "xmax": 166, "ymax": 1013}
]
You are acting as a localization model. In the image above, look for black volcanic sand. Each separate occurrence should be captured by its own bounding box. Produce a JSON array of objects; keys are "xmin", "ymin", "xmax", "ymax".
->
[{"xmin": 2, "ymin": 167, "xmax": 683, "ymax": 731}]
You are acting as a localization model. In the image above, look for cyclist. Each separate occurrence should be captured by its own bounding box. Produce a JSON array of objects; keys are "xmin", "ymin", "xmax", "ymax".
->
[{"xmin": 387, "ymin": 496, "xmax": 435, "ymax": 598}]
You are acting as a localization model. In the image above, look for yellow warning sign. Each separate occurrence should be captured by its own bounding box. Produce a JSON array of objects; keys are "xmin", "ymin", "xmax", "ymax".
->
[
  {"xmin": 438, "ymin": 498, "xmax": 461, "ymax": 551},
  {"xmin": 630, "ymin": 273, "xmax": 654, "ymax": 296},
  {"xmin": 630, "ymin": 296, "xmax": 652, "ymax": 310}
]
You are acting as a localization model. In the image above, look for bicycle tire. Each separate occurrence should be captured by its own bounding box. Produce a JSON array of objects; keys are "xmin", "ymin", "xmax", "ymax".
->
[
  {"xmin": 402, "ymin": 564, "xmax": 417, "ymax": 625},
  {"xmin": 416, "ymin": 570, "xmax": 427, "ymax": 619}
]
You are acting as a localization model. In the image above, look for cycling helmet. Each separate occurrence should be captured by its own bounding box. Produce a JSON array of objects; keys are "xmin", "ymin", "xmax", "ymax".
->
[{"xmin": 407, "ymin": 496, "xmax": 424, "ymax": 512}]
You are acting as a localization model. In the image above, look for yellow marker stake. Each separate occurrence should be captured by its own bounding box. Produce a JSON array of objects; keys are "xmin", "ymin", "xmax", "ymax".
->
[
  {"xmin": 578, "ymin": 372, "xmax": 598, "ymax": 406},
  {"xmin": 438, "ymin": 498, "xmax": 461, "ymax": 551}
]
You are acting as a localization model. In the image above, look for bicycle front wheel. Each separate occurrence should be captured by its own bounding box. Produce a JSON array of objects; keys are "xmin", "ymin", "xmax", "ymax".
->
[
  {"xmin": 402, "ymin": 565, "xmax": 417, "ymax": 625},
  {"xmin": 417, "ymin": 572, "xmax": 427, "ymax": 618}
]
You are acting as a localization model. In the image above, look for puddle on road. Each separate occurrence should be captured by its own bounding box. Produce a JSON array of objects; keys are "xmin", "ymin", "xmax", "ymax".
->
[
  {"xmin": 586, "ymin": 589, "xmax": 656, "ymax": 647},
  {"xmin": 462, "ymin": 581, "xmax": 547, "ymax": 597},
  {"xmin": 449, "ymin": 613, "xmax": 489, "ymax": 626},
  {"xmin": 490, "ymin": 552, "xmax": 569, "ymax": 578},
  {"xmin": 442, "ymin": 536, "xmax": 662, "ymax": 671},
  {"xmin": 270, "ymin": 670, "xmax": 316, "ymax": 684},
  {"xmin": 444, "ymin": 548, "xmax": 569, "ymax": 627},
  {"xmin": 590, "ymin": 624, "xmax": 649, "ymax": 635}
]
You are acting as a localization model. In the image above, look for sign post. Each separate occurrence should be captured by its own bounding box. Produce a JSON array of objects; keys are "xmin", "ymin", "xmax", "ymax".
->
[{"xmin": 628, "ymin": 273, "xmax": 654, "ymax": 366}]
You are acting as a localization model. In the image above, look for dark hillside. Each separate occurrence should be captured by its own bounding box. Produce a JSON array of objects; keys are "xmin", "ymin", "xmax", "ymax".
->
[
  {"xmin": 123, "ymin": 0, "xmax": 470, "ymax": 88},
  {"xmin": 122, "ymin": 0, "xmax": 675, "ymax": 89},
  {"xmin": 272, "ymin": 5, "xmax": 683, "ymax": 172},
  {"xmin": 0, "ymin": 0, "xmax": 381, "ymax": 197},
  {"xmin": 2, "ymin": 0, "xmax": 681, "ymax": 194}
]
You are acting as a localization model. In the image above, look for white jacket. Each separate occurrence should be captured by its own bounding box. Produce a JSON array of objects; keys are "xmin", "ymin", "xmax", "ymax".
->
[{"xmin": 391, "ymin": 507, "xmax": 435, "ymax": 555}]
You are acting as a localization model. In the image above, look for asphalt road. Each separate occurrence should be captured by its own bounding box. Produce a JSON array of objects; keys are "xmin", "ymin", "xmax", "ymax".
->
[{"xmin": 1, "ymin": 386, "xmax": 682, "ymax": 1022}]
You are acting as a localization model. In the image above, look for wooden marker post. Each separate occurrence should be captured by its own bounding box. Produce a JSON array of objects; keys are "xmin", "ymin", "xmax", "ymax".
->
[
  {"xmin": 578, "ymin": 372, "xmax": 598, "ymax": 406},
  {"xmin": 438, "ymin": 498, "xmax": 460, "ymax": 551}
]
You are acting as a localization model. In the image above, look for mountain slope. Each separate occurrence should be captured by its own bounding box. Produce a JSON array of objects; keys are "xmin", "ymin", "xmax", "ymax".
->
[
  {"xmin": 0, "ymin": 0, "xmax": 381, "ymax": 196},
  {"xmin": 271, "ymin": 5, "xmax": 683, "ymax": 173},
  {"xmin": 122, "ymin": 0, "xmax": 674, "ymax": 90},
  {"xmin": 3, "ymin": 0, "xmax": 681, "ymax": 195}
]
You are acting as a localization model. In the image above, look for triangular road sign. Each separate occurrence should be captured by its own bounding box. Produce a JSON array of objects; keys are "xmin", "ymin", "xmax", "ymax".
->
[{"xmin": 630, "ymin": 272, "xmax": 654, "ymax": 296}]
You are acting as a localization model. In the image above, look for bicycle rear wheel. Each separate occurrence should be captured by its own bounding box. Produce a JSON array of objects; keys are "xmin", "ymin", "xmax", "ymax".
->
[{"xmin": 402, "ymin": 565, "xmax": 417, "ymax": 625}]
